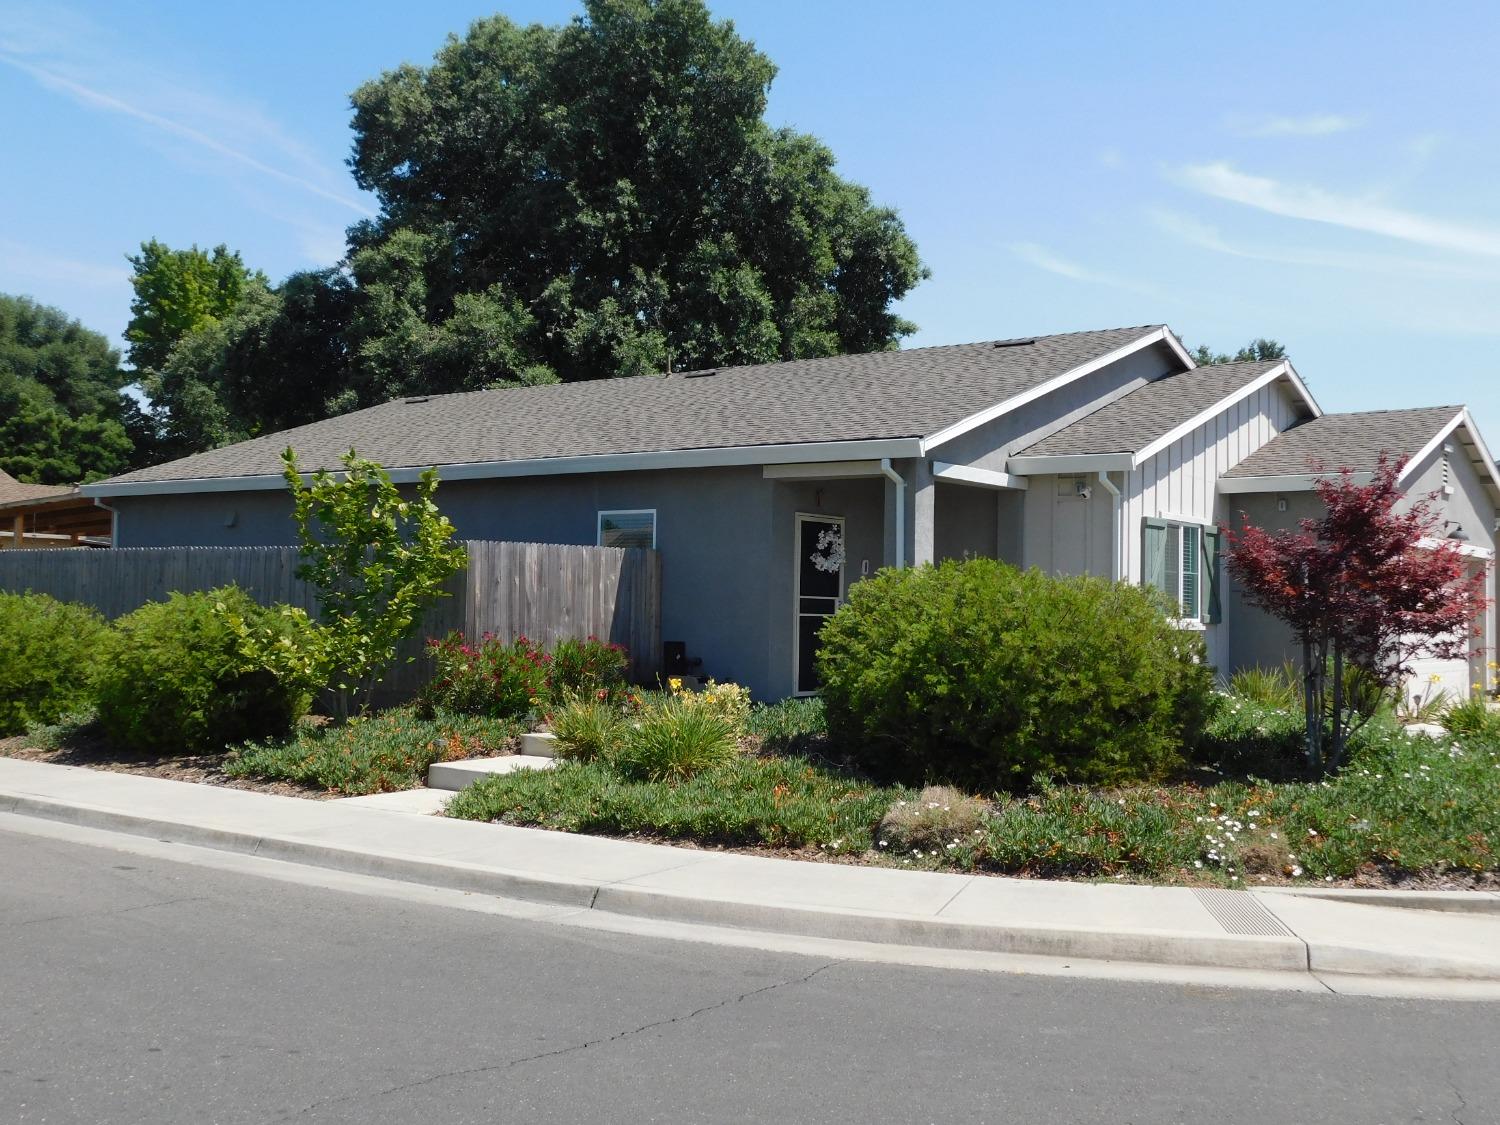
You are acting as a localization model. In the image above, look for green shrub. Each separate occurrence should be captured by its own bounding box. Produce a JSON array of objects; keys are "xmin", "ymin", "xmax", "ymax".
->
[
  {"xmin": 613, "ymin": 695, "xmax": 739, "ymax": 781},
  {"xmin": 549, "ymin": 697, "xmax": 624, "ymax": 763},
  {"xmin": 1197, "ymin": 694, "xmax": 1308, "ymax": 775},
  {"xmin": 94, "ymin": 587, "xmax": 314, "ymax": 755},
  {"xmin": 817, "ymin": 559, "xmax": 1213, "ymax": 791},
  {"xmin": 447, "ymin": 753, "xmax": 902, "ymax": 852},
  {"xmin": 227, "ymin": 706, "xmax": 523, "ymax": 794},
  {"xmin": 747, "ymin": 696, "xmax": 827, "ymax": 753},
  {"xmin": 0, "ymin": 592, "xmax": 110, "ymax": 735},
  {"xmin": 548, "ymin": 636, "xmax": 629, "ymax": 700}
]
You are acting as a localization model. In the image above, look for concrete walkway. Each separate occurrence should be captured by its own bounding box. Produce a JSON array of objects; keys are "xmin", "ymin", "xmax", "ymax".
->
[{"xmin": 2, "ymin": 757, "xmax": 1497, "ymax": 987}]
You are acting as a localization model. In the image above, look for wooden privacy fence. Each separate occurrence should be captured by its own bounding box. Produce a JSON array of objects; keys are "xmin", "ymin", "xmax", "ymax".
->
[{"xmin": 0, "ymin": 541, "xmax": 661, "ymax": 698}]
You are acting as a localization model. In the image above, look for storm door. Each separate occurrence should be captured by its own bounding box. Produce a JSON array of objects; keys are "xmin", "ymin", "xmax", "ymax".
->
[{"xmin": 794, "ymin": 513, "xmax": 846, "ymax": 695}]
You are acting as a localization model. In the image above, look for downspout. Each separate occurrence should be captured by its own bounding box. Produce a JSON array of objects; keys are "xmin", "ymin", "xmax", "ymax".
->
[
  {"xmin": 1097, "ymin": 471, "xmax": 1121, "ymax": 581},
  {"xmin": 93, "ymin": 497, "xmax": 118, "ymax": 547},
  {"xmin": 880, "ymin": 458, "xmax": 906, "ymax": 569}
]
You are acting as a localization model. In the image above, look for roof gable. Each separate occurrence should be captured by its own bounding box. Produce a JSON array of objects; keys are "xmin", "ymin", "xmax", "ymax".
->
[{"xmin": 1223, "ymin": 406, "xmax": 1465, "ymax": 478}]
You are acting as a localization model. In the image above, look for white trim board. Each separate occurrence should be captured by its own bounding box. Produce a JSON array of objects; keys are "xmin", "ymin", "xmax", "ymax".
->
[
  {"xmin": 931, "ymin": 462, "xmax": 1029, "ymax": 490},
  {"xmin": 85, "ymin": 438, "xmax": 927, "ymax": 498},
  {"xmin": 923, "ymin": 327, "xmax": 1186, "ymax": 453},
  {"xmin": 1218, "ymin": 472, "xmax": 1374, "ymax": 495},
  {"xmin": 1416, "ymin": 536, "xmax": 1495, "ymax": 560},
  {"xmin": 1398, "ymin": 407, "xmax": 1500, "ymax": 506},
  {"xmin": 763, "ymin": 460, "xmax": 886, "ymax": 480},
  {"xmin": 1005, "ymin": 453, "xmax": 1134, "ymax": 475}
]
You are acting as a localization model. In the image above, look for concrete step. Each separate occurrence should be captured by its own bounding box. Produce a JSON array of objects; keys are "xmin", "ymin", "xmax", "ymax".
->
[
  {"xmin": 519, "ymin": 731, "xmax": 558, "ymax": 758},
  {"xmin": 427, "ymin": 755, "xmax": 557, "ymax": 791}
]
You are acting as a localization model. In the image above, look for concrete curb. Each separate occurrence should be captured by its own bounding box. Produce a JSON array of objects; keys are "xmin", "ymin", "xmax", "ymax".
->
[{"xmin": 3, "ymin": 791, "xmax": 1307, "ymax": 973}]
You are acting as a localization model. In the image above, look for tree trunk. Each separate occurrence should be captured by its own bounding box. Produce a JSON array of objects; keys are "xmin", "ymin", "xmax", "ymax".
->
[
  {"xmin": 1303, "ymin": 638, "xmax": 1322, "ymax": 774},
  {"xmin": 1330, "ymin": 642, "xmax": 1346, "ymax": 772}
]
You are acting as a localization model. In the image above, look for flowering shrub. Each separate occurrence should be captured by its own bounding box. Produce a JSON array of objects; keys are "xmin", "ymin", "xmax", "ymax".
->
[
  {"xmin": 0, "ymin": 592, "xmax": 110, "ymax": 735},
  {"xmin": 423, "ymin": 633, "xmax": 552, "ymax": 719},
  {"xmin": 422, "ymin": 633, "xmax": 632, "ymax": 719},
  {"xmin": 668, "ymin": 678, "xmax": 751, "ymax": 737}
]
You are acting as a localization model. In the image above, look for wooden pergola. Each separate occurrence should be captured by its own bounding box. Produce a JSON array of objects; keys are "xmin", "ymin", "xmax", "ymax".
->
[{"xmin": 0, "ymin": 471, "xmax": 112, "ymax": 548}]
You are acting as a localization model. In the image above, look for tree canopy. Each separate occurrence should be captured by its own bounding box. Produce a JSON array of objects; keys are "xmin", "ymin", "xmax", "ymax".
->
[
  {"xmin": 126, "ymin": 240, "xmax": 265, "ymax": 372},
  {"xmin": 1192, "ymin": 338, "xmax": 1287, "ymax": 366},
  {"xmin": 0, "ymin": 294, "xmax": 135, "ymax": 484},
  {"xmin": 148, "ymin": 0, "xmax": 926, "ymax": 454}
]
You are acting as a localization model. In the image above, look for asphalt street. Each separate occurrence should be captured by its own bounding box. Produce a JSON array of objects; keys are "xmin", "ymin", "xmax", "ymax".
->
[{"xmin": 2, "ymin": 825, "xmax": 1496, "ymax": 1124}]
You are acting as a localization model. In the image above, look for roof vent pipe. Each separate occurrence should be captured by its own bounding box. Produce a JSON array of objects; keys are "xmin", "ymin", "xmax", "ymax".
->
[{"xmin": 880, "ymin": 458, "xmax": 906, "ymax": 569}]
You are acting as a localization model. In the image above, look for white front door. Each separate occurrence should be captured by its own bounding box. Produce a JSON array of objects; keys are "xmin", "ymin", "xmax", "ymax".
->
[{"xmin": 794, "ymin": 513, "xmax": 845, "ymax": 695}]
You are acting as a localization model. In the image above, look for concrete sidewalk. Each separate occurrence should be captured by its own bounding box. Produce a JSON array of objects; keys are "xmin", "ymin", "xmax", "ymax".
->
[{"xmin": 2, "ymin": 757, "xmax": 1498, "ymax": 985}]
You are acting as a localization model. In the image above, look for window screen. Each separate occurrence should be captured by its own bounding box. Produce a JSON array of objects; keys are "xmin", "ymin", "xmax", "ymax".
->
[{"xmin": 598, "ymin": 510, "xmax": 655, "ymax": 549}]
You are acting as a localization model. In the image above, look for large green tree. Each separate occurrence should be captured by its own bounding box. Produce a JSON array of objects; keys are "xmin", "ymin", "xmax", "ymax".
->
[
  {"xmin": 153, "ymin": 0, "xmax": 926, "ymax": 455},
  {"xmin": 1191, "ymin": 338, "xmax": 1287, "ymax": 366},
  {"xmin": 0, "ymin": 294, "xmax": 135, "ymax": 483},
  {"xmin": 125, "ymin": 240, "xmax": 265, "ymax": 372}
]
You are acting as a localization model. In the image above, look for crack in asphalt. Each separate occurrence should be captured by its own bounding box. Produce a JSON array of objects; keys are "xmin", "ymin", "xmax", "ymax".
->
[
  {"xmin": 1445, "ymin": 1063, "xmax": 1468, "ymax": 1125},
  {"xmin": 1, "ymin": 895, "xmax": 205, "ymax": 928},
  {"xmin": 262, "ymin": 959, "xmax": 844, "ymax": 1122}
]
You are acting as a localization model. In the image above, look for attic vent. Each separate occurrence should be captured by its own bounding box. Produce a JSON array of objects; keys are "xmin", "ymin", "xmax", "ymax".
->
[
  {"xmin": 992, "ymin": 338, "xmax": 1036, "ymax": 349},
  {"xmin": 404, "ymin": 396, "xmax": 429, "ymax": 404},
  {"xmin": 684, "ymin": 369, "xmax": 718, "ymax": 379}
]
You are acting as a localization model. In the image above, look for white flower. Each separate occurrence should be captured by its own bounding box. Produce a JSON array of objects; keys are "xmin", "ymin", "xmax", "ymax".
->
[
  {"xmin": 1308, "ymin": 829, "xmax": 1319, "ymax": 837},
  {"xmin": 878, "ymin": 839, "xmax": 888, "ymax": 847},
  {"xmin": 1291, "ymin": 865, "xmax": 1303, "ymax": 877},
  {"xmin": 1193, "ymin": 860, "xmax": 1203, "ymax": 868}
]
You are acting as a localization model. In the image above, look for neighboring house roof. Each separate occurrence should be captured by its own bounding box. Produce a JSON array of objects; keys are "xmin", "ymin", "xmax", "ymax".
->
[
  {"xmin": 1222, "ymin": 406, "xmax": 1465, "ymax": 478},
  {"xmin": 92, "ymin": 325, "xmax": 1179, "ymax": 492},
  {"xmin": 0, "ymin": 469, "xmax": 76, "ymax": 509},
  {"xmin": 1013, "ymin": 360, "xmax": 1287, "ymax": 458}
]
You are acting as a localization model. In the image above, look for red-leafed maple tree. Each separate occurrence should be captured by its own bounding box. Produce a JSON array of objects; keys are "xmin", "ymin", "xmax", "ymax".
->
[{"xmin": 1224, "ymin": 455, "xmax": 1490, "ymax": 772}]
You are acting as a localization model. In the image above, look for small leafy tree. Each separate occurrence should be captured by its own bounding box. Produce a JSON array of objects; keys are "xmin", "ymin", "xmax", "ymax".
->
[
  {"xmin": 265, "ymin": 448, "xmax": 467, "ymax": 718},
  {"xmin": 1224, "ymin": 456, "xmax": 1489, "ymax": 773}
]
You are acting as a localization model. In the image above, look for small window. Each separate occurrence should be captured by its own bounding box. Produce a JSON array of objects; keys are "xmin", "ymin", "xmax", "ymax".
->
[
  {"xmin": 1143, "ymin": 518, "xmax": 1219, "ymax": 622},
  {"xmin": 598, "ymin": 509, "xmax": 656, "ymax": 549}
]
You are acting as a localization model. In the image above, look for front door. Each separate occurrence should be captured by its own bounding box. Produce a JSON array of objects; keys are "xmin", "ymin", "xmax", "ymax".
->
[{"xmin": 794, "ymin": 513, "xmax": 845, "ymax": 695}]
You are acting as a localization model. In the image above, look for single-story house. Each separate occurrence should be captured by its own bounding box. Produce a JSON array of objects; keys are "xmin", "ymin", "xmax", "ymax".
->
[
  {"xmin": 84, "ymin": 324, "xmax": 1499, "ymax": 701},
  {"xmin": 0, "ymin": 470, "xmax": 112, "ymax": 548}
]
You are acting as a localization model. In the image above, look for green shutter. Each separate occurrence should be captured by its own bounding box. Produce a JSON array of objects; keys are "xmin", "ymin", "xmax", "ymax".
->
[
  {"xmin": 1202, "ymin": 528, "xmax": 1223, "ymax": 624},
  {"xmin": 1142, "ymin": 518, "xmax": 1168, "ymax": 595}
]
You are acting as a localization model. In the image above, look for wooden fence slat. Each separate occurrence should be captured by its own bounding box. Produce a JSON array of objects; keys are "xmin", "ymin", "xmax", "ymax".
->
[{"xmin": 0, "ymin": 540, "xmax": 662, "ymax": 698}]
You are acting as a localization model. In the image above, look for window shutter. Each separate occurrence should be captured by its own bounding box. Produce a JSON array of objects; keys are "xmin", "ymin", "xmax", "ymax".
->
[
  {"xmin": 1202, "ymin": 528, "xmax": 1223, "ymax": 624},
  {"xmin": 1142, "ymin": 518, "xmax": 1167, "ymax": 594}
]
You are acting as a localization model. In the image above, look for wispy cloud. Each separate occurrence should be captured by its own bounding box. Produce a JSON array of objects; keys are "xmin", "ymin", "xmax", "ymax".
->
[
  {"xmin": 1236, "ymin": 113, "xmax": 1361, "ymax": 138},
  {"xmin": 1149, "ymin": 208, "xmax": 1500, "ymax": 280},
  {"xmin": 1009, "ymin": 242, "xmax": 1166, "ymax": 298},
  {"xmin": 0, "ymin": 238, "xmax": 129, "ymax": 288},
  {"xmin": 0, "ymin": 4, "xmax": 373, "ymax": 219},
  {"xmin": 1175, "ymin": 162, "xmax": 1500, "ymax": 258}
]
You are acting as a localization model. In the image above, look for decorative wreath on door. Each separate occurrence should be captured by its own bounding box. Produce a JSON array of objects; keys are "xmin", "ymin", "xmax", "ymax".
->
[{"xmin": 810, "ymin": 526, "xmax": 845, "ymax": 574}]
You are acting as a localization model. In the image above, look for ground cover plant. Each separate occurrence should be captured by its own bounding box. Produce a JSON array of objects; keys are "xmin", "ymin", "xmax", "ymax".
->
[
  {"xmin": 447, "ymin": 683, "xmax": 1499, "ymax": 887},
  {"xmin": 226, "ymin": 707, "xmax": 525, "ymax": 795},
  {"xmin": 0, "ymin": 592, "xmax": 110, "ymax": 735}
]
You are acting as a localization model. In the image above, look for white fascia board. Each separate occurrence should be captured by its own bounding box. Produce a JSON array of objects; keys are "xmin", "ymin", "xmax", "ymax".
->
[
  {"xmin": 763, "ymin": 460, "xmax": 885, "ymax": 480},
  {"xmin": 922, "ymin": 327, "xmax": 1176, "ymax": 453},
  {"xmin": 1005, "ymin": 453, "xmax": 1134, "ymax": 475},
  {"xmin": 1397, "ymin": 409, "xmax": 1466, "ymax": 487},
  {"xmin": 1416, "ymin": 535, "xmax": 1495, "ymax": 560},
  {"xmin": 932, "ymin": 461, "xmax": 1030, "ymax": 490},
  {"xmin": 1461, "ymin": 407, "xmax": 1500, "ymax": 504},
  {"xmin": 1280, "ymin": 360, "xmax": 1322, "ymax": 419},
  {"xmin": 1218, "ymin": 471, "xmax": 1374, "ymax": 495},
  {"xmin": 1133, "ymin": 363, "xmax": 1293, "ymax": 468},
  {"xmin": 84, "ymin": 438, "xmax": 927, "ymax": 498}
]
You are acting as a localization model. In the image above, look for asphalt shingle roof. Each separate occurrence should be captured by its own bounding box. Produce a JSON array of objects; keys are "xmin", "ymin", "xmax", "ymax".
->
[
  {"xmin": 1013, "ymin": 360, "xmax": 1284, "ymax": 457},
  {"xmin": 0, "ymin": 470, "xmax": 75, "ymax": 508},
  {"xmin": 101, "ymin": 326, "xmax": 1166, "ymax": 484},
  {"xmin": 1222, "ymin": 406, "xmax": 1462, "ymax": 478}
]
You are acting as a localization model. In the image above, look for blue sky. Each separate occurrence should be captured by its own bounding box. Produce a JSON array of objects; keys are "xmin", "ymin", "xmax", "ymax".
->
[{"xmin": 2, "ymin": 1, "xmax": 1498, "ymax": 436}]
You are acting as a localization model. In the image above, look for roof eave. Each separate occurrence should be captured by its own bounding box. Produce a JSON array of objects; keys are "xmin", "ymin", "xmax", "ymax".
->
[{"xmin": 82, "ymin": 437, "xmax": 928, "ymax": 498}]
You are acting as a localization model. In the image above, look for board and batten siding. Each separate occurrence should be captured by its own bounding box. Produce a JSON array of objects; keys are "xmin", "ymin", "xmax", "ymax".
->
[{"xmin": 1119, "ymin": 379, "xmax": 1303, "ymax": 670}]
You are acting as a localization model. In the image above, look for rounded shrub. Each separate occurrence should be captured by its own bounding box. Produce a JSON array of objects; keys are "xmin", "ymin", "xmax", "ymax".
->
[
  {"xmin": 0, "ymin": 592, "xmax": 110, "ymax": 735},
  {"xmin": 94, "ymin": 586, "xmax": 314, "ymax": 755},
  {"xmin": 816, "ymin": 559, "xmax": 1213, "ymax": 791}
]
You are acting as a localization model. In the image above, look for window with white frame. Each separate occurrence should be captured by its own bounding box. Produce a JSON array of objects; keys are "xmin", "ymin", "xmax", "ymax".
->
[
  {"xmin": 598, "ymin": 509, "xmax": 656, "ymax": 549},
  {"xmin": 1143, "ymin": 518, "xmax": 1221, "ymax": 622}
]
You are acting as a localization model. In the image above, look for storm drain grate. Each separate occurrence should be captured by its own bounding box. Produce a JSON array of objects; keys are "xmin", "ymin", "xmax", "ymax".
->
[{"xmin": 1193, "ymin": 889, "xmax": 1293, "ymax": 937}]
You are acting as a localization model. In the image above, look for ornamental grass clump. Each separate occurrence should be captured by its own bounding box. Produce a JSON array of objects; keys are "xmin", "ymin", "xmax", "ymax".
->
[
  {"xmin": 876, "ymin": 787, "xmax": 989, "ymax": 856},
  {"xmin": 549, "ymin": 697, "xmax": 624, "ymax": 763},
  {"xmin": 817, "ymin": 558, "xmax": 1213, "ymax": 792},
  {"xmin": 613, "ymin": 695, "xmax": 739, "ymax": 781}
]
